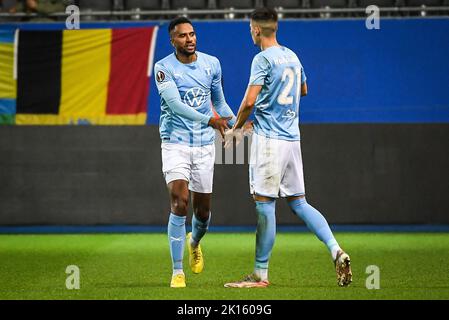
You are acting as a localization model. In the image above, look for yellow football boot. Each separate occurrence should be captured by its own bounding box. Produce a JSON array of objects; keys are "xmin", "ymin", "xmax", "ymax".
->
[
  {"xmin": 186, "ymin": 232, "xmax": 204, "ymax": 274},
  {"xmin": 170, "ymin": 273, "xmax": 186, "ymax": 288}
]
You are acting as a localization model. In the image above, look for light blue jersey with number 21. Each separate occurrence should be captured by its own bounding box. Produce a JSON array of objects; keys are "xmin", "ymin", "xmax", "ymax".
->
[{"xmin": 249, "ymin": 46, "xmax": 306, "ymax": 141}]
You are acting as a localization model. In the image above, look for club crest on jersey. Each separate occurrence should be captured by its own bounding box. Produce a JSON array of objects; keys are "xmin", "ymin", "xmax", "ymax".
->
[
  {"xmin": 156, "ymin": 71, "xmax": 165, "ymax": 82},
  {"xmin": 183, "ymin": 87, "xmax": 206, "ymax": 109},
  {"xmin": 205, "ymin": 67, "xmax": 211, "ymax": 76}
]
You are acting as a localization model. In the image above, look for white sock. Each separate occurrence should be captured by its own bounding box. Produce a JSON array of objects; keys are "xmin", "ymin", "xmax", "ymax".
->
[
  {"xmin": 254, "ymin": 268, "xmax": 268, "ymax": 281},
  {"xmin": 331, "ymin": 245, "xmax": 342, "ymax": 261},
  {"xmin": 172, "ymin": 269, "xmax": 184, "ymax": 276}
]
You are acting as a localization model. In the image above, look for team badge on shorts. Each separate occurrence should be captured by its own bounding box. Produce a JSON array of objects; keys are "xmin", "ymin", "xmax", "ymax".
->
[{"xmin": 156, "ymin": 71, "xmax": 165, "ymax": 82}]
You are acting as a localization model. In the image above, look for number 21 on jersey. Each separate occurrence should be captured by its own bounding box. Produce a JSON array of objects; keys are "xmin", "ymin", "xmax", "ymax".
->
[{"xmin": 277, "ymin": 67, "xmax": 302, "ymax": 107}]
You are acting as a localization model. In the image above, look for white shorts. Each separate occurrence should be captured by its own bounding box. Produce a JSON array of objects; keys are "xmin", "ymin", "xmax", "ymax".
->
[
  {"xmin": 249, "ymin": 133, "xmax": 305, "ymax": 198},
  {"xmin": 161, "ymin": 142, "xmax": 215, "ymax": 194}
]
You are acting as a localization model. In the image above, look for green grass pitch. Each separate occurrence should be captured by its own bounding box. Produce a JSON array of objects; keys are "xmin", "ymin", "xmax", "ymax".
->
[{"xmin": 0, "ymin": 233, "xmax": 448, "ymax": 300}]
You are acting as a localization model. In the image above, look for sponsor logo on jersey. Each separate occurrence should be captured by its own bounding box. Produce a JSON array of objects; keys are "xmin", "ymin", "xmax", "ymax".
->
[
  {"xmin": 183, "ymin": 87, "xmax": 206, "ymax": 109},
  {"xmin": 282, "ymin": 109, "xmax": 296, "ymax": 120}
]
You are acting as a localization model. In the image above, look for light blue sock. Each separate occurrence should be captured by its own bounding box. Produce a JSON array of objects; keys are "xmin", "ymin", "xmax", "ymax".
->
[
  {"xmin": 168, "ymin": 213, "xmax": 186, "ymax": 271},
  {"xmin": 288, "ymin": 198, "xmax": 341, "ymax": 259},
  {"xmin": 191, "ymin": 212, "xmax": 211, "ymax": 247},
  {"xmin": 255, "ymin": 200, "xmax": 276, "ymax": 270}
]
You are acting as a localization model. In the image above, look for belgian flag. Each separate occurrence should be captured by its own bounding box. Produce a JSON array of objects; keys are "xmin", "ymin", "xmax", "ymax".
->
[{"xmin": 0, "ymin": 26, "xmax": 158, "ymax": 125}]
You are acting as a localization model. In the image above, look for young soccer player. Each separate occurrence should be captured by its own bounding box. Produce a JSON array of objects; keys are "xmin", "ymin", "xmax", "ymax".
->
[
  {"xmin": 154, "ymin": 17, "xmax": 236, "ymax": 288},
  {"xmin": 224, "ymin": 8, "xmax": 352, "ymax": 288}
]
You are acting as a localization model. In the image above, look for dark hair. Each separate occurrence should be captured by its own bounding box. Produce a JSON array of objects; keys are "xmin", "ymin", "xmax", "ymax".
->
[
  {"xmin": 250, "ymin": 7, "xmax": 278, "ymax": 22},
  {"xmin": 168, "ymin": 16, "xmax": 193, "ymax": 34}
]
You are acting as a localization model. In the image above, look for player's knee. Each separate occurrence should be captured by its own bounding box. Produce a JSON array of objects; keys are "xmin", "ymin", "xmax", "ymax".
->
[
  {"xmin": 171, "ymin": 194, "xmax": 189, "ymax": 215},
  {"xmin": 193, "ymin": 206, "xmax": 210, "ymax": 220}
]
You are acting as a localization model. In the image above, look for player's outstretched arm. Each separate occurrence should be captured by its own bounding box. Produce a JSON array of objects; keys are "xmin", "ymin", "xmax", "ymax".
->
[
  {"xmin": 212, "ymin": 98, "xmax": 236, "ymax": 128},
  {"xmin": 233, "ymin": 85, "xmax": 262, "ymax": 130},
  {"xmin": 160, "ymin": 83, "xmax": 230, "ymax": 138},
  {"xmin": 161, "ymin": 86, "xmax": 212, "ymax": 125},
  {"xmin": 223, "ymin": 85, "xmax": 260, "ymax": 149},
  {"xmin": 210, "ymin": 60, "xmax": 237, "ymax": 127}
]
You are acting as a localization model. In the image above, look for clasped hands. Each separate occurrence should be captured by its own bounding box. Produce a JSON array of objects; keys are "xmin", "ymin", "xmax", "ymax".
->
[{"xmin": 224, "ymin": 121, "xmax": 254, "ymax": 149}]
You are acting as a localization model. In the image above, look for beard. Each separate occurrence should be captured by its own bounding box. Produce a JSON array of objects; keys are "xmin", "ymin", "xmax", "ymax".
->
[{"xmin": 178, "ymin": 45, "xmax": 196, "ymax": 56}]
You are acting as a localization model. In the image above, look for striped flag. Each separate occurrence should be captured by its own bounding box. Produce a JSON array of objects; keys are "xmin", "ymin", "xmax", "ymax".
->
[
  {"xmin": 0, "ymin": 26, "xmax": 158, "ymax": 125},
  {"xmin": 0, "ymin": 30, "xmax": 16, "ymax": 125}
]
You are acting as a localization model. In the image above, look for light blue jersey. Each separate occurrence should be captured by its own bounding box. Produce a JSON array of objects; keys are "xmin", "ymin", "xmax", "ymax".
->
[
  {"xmin": 154, "ymin": 51, "xmax": 235, "ymax": 146},
  {"xmin": 249, "ymin": 46, "xmax": 306, "ymax": 141}
]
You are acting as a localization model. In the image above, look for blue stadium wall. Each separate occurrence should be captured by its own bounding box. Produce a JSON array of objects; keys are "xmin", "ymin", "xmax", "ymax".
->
[{"xmin": 0, "ymin": 19, "xmax": 448, "ymax": 226}]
